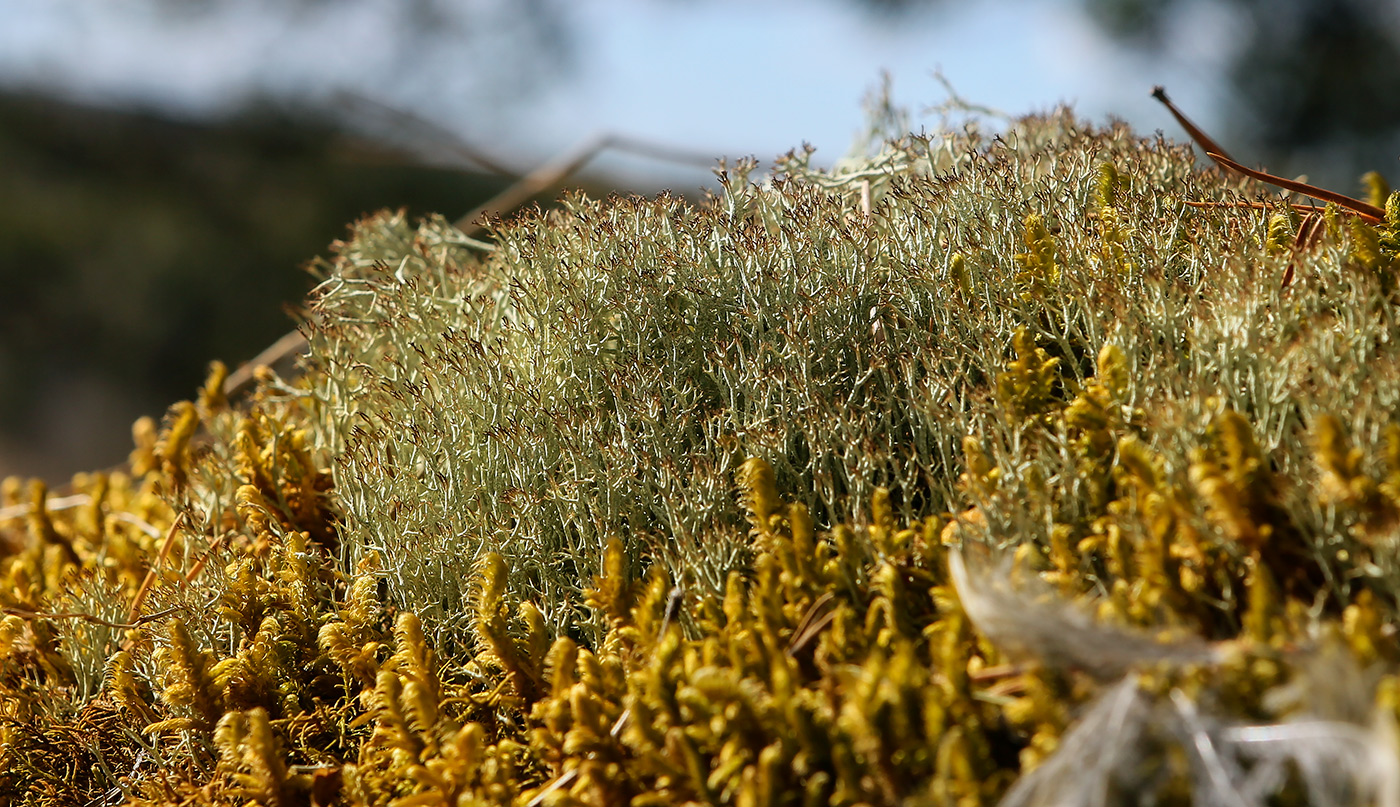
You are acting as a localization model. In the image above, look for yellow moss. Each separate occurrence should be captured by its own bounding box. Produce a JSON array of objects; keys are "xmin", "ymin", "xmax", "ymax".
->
[
  {"xmin": 154, "ymin": 401, "xmax": 200, "ymax": 490},
  {"xmin": 1363, "ymin": 171, "xmax": 1391, "ymax": 211},
  {"xmin": 737, "ymin": 457, "xmax": 780, "ymax": 543},
  {"xmin": 996, "ymin": 327, "xmax": 1062, "ymax": 422},
  {"xmin": 198, "ymin": 360, "xmax": 230, "ymax": 415},
  {"xmin": 1014, "ymin": 213, "xmax": 1060, "ymax": 295}
]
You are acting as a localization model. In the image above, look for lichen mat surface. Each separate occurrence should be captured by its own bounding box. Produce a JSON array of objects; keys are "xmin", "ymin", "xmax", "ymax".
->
[{"xmin": 2, "ymin": 105, "xmax": 1400, "ymax": 806}]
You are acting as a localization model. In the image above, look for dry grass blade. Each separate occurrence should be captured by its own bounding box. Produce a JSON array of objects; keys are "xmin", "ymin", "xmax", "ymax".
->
[
  {"xmin": 786, "ymin": 591, "xmax": 838, "ymax": 657},
  {"xmin": 450, "ymin": 133, "xmax": 718, "ymax": 232}
]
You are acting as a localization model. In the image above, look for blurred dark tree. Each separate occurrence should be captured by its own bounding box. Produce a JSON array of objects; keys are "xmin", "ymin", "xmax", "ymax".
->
[
  {"xmin": 838, "ymin": 0, "xmax": 1400, "ymax": 189},
  {"xmin": 0, "ymin": 0, "xmax": 580, "ymax": 480},
  {"xmin": 0, "ymin": 93, "xmax": 522, "ymax": 479},
  {"xmin": 1084, "ymin": 0, "xmax": 1400, "ymax": 190},
  {"xmin": 143, "ymin": 0, "xmax": 574, "ymax": 106}
]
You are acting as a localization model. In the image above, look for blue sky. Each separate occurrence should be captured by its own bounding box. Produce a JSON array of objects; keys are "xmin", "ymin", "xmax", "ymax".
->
[{"xmin": 0, "ymin": 0, "xmax": 1244, "ymax": 190}]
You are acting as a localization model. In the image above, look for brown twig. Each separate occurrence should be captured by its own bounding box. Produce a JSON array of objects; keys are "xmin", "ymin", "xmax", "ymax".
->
[
  {"xmin": 2, "ymin": 604, "xmax": 181, "ymax": 631},
  {"xmin": 126, "ymin": 512, "xmax": 186, "ymax": 625},
  {"xmin": 1152, "ymin": 86, "xmax": 1385, "ymax": 223},
  {"xmin": 222, "ymin": 329, "xmax": 312, "ymax": 400},
  {"xmin": 1282, "ymin": 214, "xmax": 1328, "ymax": 288},
  {"xmin": 1180, "ymin": 200, "xmax": 1328, "ymax": 215}
]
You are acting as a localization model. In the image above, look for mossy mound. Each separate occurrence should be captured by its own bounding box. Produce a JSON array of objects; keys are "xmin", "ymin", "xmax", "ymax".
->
[{"xmin": 2, "ymin": 107, "xmax": 1400, "ymax": 805}]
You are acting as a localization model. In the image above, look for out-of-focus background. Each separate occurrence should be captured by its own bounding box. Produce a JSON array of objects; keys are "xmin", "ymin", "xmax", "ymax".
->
[{"xmin": 2, "ymin": 0, "xmax": 1398, "ymax": 481}]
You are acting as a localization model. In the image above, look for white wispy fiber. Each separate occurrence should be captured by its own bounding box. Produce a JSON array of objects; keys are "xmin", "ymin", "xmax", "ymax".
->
[
  {"xmin": 947, "ymin": 543, "xmax": 1219, "ymax": 679},
  {"xmin": 949, "ymin": 544, "xmax": 1400, "ymax": 807}
]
